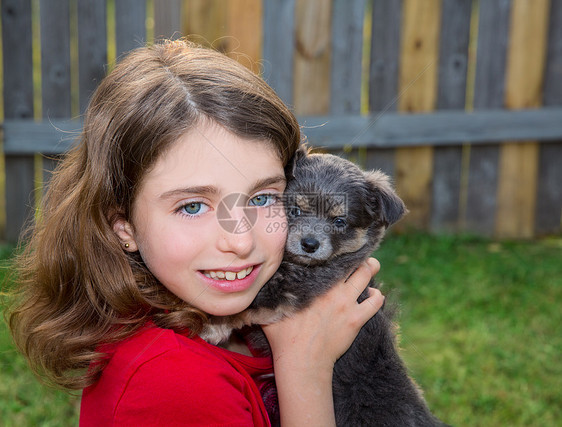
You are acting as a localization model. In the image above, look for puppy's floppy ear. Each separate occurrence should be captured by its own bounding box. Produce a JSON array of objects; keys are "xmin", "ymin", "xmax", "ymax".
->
[
  {"xmin": 364, "ymin": 170, "xmax": 407, "ymax": 226},
  {"xmin": 285, "ymin": 144, "xmax": 310, "ymax": 178}
]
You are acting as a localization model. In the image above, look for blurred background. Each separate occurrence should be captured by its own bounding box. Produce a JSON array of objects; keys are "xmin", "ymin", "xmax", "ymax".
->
[
  {"xmin": 1, "ymin": 0, "xmax": 561, "ymax": 241},
  {"xmin": 0, "ymin": 0, "xmax": 561, "ymax": 425}
]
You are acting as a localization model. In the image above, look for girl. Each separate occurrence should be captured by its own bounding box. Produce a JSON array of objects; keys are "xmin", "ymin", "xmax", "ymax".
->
[{"xmin": 8, "ymin": 40, "xmax": 383, "ymax": 426}]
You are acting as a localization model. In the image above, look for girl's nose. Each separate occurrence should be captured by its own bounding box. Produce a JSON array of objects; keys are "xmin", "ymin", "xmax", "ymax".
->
[{"xmin": 216, "ymin": 206, "xmax": 256, "ymax": 257}]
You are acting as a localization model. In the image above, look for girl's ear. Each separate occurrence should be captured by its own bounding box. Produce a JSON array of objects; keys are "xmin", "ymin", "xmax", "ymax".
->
[{"xmin": 112, "ymin": 215, "xmax": 139, "ymax": 252}]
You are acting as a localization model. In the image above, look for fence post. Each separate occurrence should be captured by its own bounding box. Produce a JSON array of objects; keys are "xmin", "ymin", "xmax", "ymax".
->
[
  {"xmin": 365, "ymin": 0, "xmax": 402, "ymax": 177},
  {"xmin": 293, "ymin": 0, "xmax": 332, "ymax": 116},
  {"xmin": 40, "ymin": 0, "xmax": 71, "ymax": 191},
  {"xmin": 1, "ymin": 0, "xmax": 35, "ymax": 242},
  {"xmin": 330, "ymin": 0, "xmax": 365, "ymax": 115},
  {"xmin": 466, "ymin": 0, "xmax": 511, "ymax": 236},
  {"xmin": 154, "ymin": 0, "xmax": 182, "ymax": 41},
  {"xmin": 115, "ymin": 0, "xmax": 147, "ymax": 58},
  {"xmin": 431, "ymin": 0, "xmax": 472, "ymax": 233},
  {"xmin": 262, "ymin": 0, "xmax": 295, "ymax": 106},
  {"xmin": 395, "ymin": 0, "xmax": 441, "ymax": 230},
  {"xmin": 536, "ymin": 0, "xmax": 562, "ymax": 236},
  {"xmin": 495, "ymin": 0, "xmax": 550, "ymax": 238},
  {"xmin": 227, "ymin": 0, "xmax": 263, "ymax": 73},
  {"xmin": 77, "ymin": 1, "xmax": 107, "ymax": 114}
]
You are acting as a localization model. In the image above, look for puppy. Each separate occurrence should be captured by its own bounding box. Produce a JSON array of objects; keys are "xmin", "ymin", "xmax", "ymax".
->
[{"xmin": 201, "ymin": 148, "xmax": 446, "ymax": 426}]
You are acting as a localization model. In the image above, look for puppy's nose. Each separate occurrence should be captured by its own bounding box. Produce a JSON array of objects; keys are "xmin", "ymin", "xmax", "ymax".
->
[{"xmin": 301, "ymin": 237, "xmax": 320, "ymax": 253}]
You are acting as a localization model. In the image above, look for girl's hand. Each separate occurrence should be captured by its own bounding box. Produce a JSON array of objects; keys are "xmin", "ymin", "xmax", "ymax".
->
[{"xmin": 261, "ymin": 258, "xmax": 383, "ymax": 426}]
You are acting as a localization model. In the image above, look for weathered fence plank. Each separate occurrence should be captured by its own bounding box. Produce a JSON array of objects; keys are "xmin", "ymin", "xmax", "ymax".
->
[
  {"xmin": 115, "ymin": 0, "xmax": 147, "ymax": 58},
  {"xmin": 298, "ymin": 108, "xmax": 562, "ymax": 147},
  {"xmin": 154, "ymin": 0, "xmax": 182, "ymax": 41},
  {"xmin": 40, "ymin": 0, "xmax": 72, "ymax": 194},
  {"xmin": 365, "ymin": 0, "xmax": 402, "ymax": 177},
  {"xmin": 2, "ymin": 0, "xmax": 34, "ymax": 120},
  {"xmin": 227, "ymin": 0, "xmax": 263, "ymax": 73},
  {"xmin": 4, "ymin": 156, "xmax": 35, "ymax": 239},
  {"xmin": 2, "ymin": 0, "xmax": 35, "ymax": 241},
  {"xmin": 327, "ymin": 0, "xmax": 365, "ymax": 161},
  {"xmin": 369, "ymin": 0, "xmax": 402, "ymax": 113},
  {"xmin": 5, "ymin": 108, "xmax": 562, "ymax": 154},
  {"xmin": 535, "ymin": 143, "xmax": 562, "ymax": 235},
  {"xmin": 466, "ymin": 0, "xmax": 511, "ymax": 236},
  {"xmin": 40, "ymin": 0, "xmax": 71, "ymax": 118},
  {"xmin": 262, "ymin": 0, "xmax": 295, "ymax": 106},
  {"xmin": 496, "ymin": 0, "xmax": 550, "ymax": 238},
  {"xmin": 330, "ymin": 0, "xmax": 365, "ymax": 115},
  {"xmin": 77, "ymin": 0, "xmax": 107, "ymax": 114},
  {"xmin": 431, "ymin": 0, "xmax": 472, "ymax": 233},
  {"xmin": 293, "ymin": 0, "xmax": 332, "ymax": 115},
  {"xmin": 183, "ymin": 0, "xmax": 228, "ymax": 52},
  {"xmin": 536, "ymin": 0, "xmax": 562, "ymax": 236},
  {"xmin": 544, "ymin": 0, "xmax": 562, "ymax": 106},
  {"xmin": 396, "ymin": 0, "xmax": 441, "ymax": 230}
]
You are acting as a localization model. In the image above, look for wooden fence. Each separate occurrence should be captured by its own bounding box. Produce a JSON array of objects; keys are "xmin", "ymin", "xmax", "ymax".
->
[{"xmin": 1, "ymin": 0, "xmax": 561, "ymax": 242}]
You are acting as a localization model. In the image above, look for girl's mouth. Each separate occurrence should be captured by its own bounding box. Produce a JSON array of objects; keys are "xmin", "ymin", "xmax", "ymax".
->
[
  {"xmin": 202, "ymin": 265, "xmax": 254, "ymax": 281},
  {"xmin": 199, "ymin": 265, "xmax": 260, "ymax": 293}
]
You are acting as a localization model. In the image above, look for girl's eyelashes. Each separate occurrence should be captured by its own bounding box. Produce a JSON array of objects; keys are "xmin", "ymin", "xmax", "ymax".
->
[
  {"xmin": 174, "ymin": 192, "xmax": 280, "ymax": 218},
  {"xmin": 248, "ymin": 193, "xmax": 280, "ymax": 208},
  {"xmin": 176, "ymin": 201, "xmax": 210, "ymax": 217}
]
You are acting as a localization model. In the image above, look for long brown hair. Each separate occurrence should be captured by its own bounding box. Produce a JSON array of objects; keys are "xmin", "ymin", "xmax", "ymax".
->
[{"xmin": 7, "ymin": 39, "xmax": 301, "ymax": 390}]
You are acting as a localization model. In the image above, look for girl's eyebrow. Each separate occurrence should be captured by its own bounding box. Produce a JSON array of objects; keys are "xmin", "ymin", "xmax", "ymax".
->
[
  {"xmin": 159, "ymin": 175, "xmax": 287, "ymax": 200},
  {"xmin": 159, "ymin": 185, "xmax": 219, "ymax": 200},
  {"xmin": 248, "ymin": 175, "xmax": 287, "ymax": 195}
]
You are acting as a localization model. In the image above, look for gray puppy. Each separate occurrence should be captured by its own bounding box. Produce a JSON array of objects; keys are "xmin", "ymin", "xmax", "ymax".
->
[{"xmin": 201, "ymin": 148, "xmax": 446, "ymax": 426}]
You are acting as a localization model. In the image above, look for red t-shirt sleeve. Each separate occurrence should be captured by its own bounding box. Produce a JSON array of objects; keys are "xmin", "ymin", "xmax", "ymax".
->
[{"xmin": 113, "ymin": 347, "xmax": 257, "ymax": 426}]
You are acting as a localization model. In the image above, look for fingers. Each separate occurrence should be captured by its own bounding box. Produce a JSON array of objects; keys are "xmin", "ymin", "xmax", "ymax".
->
[
  {"xmin": 365, "ymin": 257, "xmax": 381, "ymax": 276},
  {"xmin": 344, "ymin": 258, "xmax": 380, "ymax": 297},
  {"xmin": 344, "ymin": 258, "xmax": 384, "ymax": 325},
  {"xmin": 362, "ymin": 287, "xmax": 385, "ymax": 313}
]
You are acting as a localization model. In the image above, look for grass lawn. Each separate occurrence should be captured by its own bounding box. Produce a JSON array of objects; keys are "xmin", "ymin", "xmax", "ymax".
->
[
  {"xmin": 1, "ymin": 232, "xmax": 561, "ymax": 426},
  {"xmin": 375, "ymin": 233, "xmax": 562, "ymax": 426}
]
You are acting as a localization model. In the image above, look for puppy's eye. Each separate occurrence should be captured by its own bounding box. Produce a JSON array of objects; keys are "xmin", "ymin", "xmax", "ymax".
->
[
  {"xmin": 288, "ymin": 207, "xmax": 301, "ymax": 218},
  {"xmin": 333, "ymin": 217, "xmax": 347, "ymax": 228}
]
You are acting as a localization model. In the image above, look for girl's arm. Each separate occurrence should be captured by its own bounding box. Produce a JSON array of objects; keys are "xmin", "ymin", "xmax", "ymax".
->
[{"xmin": 262, "ymin": 258, "xmax": 383, "ymax": 426}]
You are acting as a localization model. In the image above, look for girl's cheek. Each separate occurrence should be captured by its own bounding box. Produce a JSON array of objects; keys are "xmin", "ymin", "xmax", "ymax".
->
[{"xmin": 261, "ymin": 209, "xmax": 288, "ymax": 248}]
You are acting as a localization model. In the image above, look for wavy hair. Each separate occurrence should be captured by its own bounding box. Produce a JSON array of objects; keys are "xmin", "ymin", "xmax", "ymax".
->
[{"xmin": 7, "ymin": 39, "xmax": 301, "ymax": 389}]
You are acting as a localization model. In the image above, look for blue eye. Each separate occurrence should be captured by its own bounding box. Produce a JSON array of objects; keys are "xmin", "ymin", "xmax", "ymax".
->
[
  {"xmin": 179, "ymin": 202, "xmax": 209, "ymax": 217},
  {"xmin": 249, "ymin": 194, "xmax": 277, "ymax": 207}
]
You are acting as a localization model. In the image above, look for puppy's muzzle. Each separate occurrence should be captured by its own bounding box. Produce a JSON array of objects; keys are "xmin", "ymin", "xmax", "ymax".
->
[{"xmin": 301, "ymin": 236, "xmax": 320, "ymax": 253}]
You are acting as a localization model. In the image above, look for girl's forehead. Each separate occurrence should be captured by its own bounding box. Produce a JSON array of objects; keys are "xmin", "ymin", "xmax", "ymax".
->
[
  {"xmin": 137, "ymin": 121, "xmax": 285, "ymax": 195},
  {"xmin": 161, "ymin": 120, "xmax": 281, "ymax": 164}
]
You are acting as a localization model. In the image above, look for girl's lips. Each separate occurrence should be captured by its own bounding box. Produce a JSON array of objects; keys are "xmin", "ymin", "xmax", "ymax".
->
[{"xmin": 198, "ymin": 264, "xmax": 261, "ymax": 293}]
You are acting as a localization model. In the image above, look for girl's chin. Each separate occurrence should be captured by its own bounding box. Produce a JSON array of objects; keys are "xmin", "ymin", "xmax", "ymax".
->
[
  {"xmin": 201, "ymin": 292, "xmax": 259, "ymax": 317},
  {"xmin": 204, "ymin": 302, "xmax": 252, "ymax": 317}
]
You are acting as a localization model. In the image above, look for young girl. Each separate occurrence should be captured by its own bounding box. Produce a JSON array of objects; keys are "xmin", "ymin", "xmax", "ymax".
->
[{"xmin": 8, "ymin": 40, "xmax": 384, "ymax": 426}]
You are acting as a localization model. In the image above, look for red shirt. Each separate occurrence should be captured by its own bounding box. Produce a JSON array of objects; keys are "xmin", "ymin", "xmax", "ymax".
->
[{"xmin": 80, "ymin": 323, "xmax": 275, "ymax": 426}]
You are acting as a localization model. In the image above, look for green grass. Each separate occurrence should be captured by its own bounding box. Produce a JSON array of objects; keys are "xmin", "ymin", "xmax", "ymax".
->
[
  {"xmin": 0, "ymin": 247, "xmax": 80, "ymax": 426},
  {"xmin": 375, "ymin": 233, "xmax": 562, "ymax": 426},
  {"xmin": 1, "ymin": 233, "xmax": 561, "ymax": 426}
]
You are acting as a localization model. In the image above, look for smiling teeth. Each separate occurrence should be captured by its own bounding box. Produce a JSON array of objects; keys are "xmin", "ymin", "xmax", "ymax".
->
[{"xmin": 204, "ymin": 266, "xmax": 254, "ymax": 281}]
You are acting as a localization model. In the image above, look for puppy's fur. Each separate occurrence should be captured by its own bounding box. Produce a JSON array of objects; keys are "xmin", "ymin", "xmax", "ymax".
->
[{"xmin": 201, "ymin": 149, "xmax": 445, "ymax": 426}]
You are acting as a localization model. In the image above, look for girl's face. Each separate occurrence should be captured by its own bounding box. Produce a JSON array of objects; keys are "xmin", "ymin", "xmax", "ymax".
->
[{"xmin": 116, "ymin": 122, "xmax": 288, "ymax": 316}]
